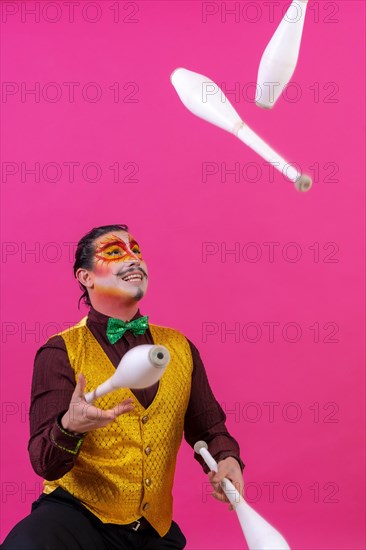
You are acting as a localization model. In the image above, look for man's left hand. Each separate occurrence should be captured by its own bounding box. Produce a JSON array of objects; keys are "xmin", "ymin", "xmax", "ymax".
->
[{"xmin": 208, "ymin": 457, "xmax": 244, "ymax": 510}]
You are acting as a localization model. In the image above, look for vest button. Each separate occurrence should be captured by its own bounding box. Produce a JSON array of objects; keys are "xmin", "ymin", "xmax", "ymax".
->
[
  {"xmin": 143, "ymin": 503, "xmax": 150, "ymax": 511},
  {"xmin": 145, "ymin": 478, "xmax": 152, "ymax": 486},
  {"xmin": 141, "ymin": 415, "xmax": 149, "ymax": 424},
  {"xmin": 145, "ymin": 446, "xmax": 151, "ymax": 455}
]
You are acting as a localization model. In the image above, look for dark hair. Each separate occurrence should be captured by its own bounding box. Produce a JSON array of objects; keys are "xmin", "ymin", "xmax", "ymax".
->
[{"xmin": 73, "ymin": 224, "xmax": 129, "ymax": 308}]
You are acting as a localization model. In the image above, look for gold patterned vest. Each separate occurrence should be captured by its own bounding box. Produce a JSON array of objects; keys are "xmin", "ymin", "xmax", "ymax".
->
[{"xmin": 43, "ymin": 317, "xmax": 193, "ymax": 536}]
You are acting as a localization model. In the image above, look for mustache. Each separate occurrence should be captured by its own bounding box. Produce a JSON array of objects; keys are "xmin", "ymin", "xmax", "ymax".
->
[{"xmin": 116, "ymin": 266, "xmax": 148, "ymax": 278}]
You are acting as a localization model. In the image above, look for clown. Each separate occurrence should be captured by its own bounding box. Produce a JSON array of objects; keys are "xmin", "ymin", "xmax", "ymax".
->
[{"xmin": 3, "ymin": 224, "xmax": 244, "ymax": 550}]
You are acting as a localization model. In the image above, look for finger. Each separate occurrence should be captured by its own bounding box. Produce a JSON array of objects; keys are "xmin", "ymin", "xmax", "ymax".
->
[
  {"xmin": 119, "ymin": 398, "xmax": 134, "ymax": 406},
  {"xmin": 97, "ymin": 403, "xmax": 133, "ymax": 423},
  {"xmin": 216, "ymin": 458, "xmax": 245, "ymax": 497},
  {"xmin": 210, "ymin": 469, "xmax": 243, "ymax": 500},
  {"xmin": 211, "ymin": 483, "xmax": 228, "ymax": 499},
  {"xmin": 75, "ymin": 373, "xmax": 86, "ymax": 397},
  {"xmin": 211, "ymin": 491, "xmax": 229, "ymax": 503},
  {"xmin": 80, "ymin": 403, "xmax": 100, "ymax": 421},
  {"xmin": 113, "ymin": 399, "xmax": 135, "ymax": 416},
  {"xmin": 208, "ymin": 472, "xmax": 229, "ymax": 498},
  {"xmin": 208, "ymin": 471, "xmax": 216, "ymax": 483},
  {"xmin": 217, "ymin": 472, "xmax": 243, "ymax": 495},
  {"xmin": 225, "ymin": 477, "xmax": 244, "ymax": 498},
  {"xmin": 217, "ymin": 487, "xmax": 230, "ymax": 503},
  {"xmin": 208, "ymin": 473, "xmax": 220, "ymax": 493},
  {"xmin": 216, "ymin": 479, "xmax": 240, "ymax": 505},
  {"xmin": 208, "ymin": 471, "xmax": 223, "ymax": 487},
  {"xmin": 211, "ymin": 470, "xmax": 226, "ymax": 484}
]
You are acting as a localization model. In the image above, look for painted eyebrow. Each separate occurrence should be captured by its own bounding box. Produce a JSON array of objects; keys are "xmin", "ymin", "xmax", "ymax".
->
[{"xmin": 97, "ymin": 238, "xmax": 127, "ymax": 251}]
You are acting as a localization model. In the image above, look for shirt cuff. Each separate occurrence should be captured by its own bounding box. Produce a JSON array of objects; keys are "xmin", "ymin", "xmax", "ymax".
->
[
  {"xmin": 50, "ymin": 414, "xmax": 85, "ymax": 455},
  {"xmin": 214, "ymin": 451, "xmax": 245, "ymax": 472}
]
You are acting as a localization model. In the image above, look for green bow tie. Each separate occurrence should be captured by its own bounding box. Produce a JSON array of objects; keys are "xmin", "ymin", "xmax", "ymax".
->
[{"xmin": 106, "ymin": 316, "xmax": 149, "ymax": 344}]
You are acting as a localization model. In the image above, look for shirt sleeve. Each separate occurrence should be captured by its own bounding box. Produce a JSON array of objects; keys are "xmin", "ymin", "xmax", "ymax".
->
[
  {"xmin": 28, "ymin": 336, "xmax": 85, "ymax": 481},
  {"xmin": 184, "ymin": 340, "xmax": 245, "ymax": 473}
]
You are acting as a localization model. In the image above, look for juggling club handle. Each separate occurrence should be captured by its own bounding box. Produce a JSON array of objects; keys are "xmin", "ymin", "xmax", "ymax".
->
[{"xmin": 194, "ymin": 442, "xmax": 243, "ymax": 508}]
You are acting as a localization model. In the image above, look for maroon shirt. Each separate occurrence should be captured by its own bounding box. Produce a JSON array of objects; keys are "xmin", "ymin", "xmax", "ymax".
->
[{"xmin": 28, "ymin": 307, "xmax": 243, "ymax": 481}]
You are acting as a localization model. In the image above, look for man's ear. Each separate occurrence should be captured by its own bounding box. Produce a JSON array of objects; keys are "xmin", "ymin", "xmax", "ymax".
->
[{"xmin": 76, "ymin": 268, "xmax": 94, "ymax": 289}]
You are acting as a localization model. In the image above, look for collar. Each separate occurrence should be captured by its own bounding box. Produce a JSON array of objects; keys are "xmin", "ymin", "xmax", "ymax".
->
[{"xmin": 87, "ymin": 306, "xmax": 143, "ymax": 327}]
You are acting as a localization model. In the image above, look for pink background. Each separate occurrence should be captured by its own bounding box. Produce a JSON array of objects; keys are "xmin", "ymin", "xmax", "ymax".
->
[{"xmin": 1, "ymin": 1, "xmax": 365, "ymax": 548}]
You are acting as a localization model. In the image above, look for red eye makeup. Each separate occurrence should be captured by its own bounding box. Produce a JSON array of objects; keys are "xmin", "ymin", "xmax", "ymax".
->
[{"xmin": 95, "ymin": 234, "xmax": 143, "ymax": 264}]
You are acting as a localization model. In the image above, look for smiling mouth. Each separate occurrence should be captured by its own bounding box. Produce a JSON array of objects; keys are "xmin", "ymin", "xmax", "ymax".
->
[{"xmin": 120, "ymin": 272, "xmax": 144, "ymax": 283}]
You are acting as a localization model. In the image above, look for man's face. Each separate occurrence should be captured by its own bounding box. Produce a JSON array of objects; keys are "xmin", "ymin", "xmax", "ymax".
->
[{"xmin": 89, "ymin": 230, "xmax": 148, "ymax": 303}]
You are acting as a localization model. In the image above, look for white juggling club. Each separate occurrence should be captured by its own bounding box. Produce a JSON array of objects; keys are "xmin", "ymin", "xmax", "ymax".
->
[
  {"xmin": 171, "ymin": 68, "xmax": 312, "ymax": 192},
  {"xmin": 84, "ymin": 345, "xmax": 170, "ymax": 403},
  {"xmin": 194, "ymin": 441, "xmax": 291, "ymax": 550},
  {"xmin": 256, "ymin": 0, "xmax": 309, "ymax": 109}
]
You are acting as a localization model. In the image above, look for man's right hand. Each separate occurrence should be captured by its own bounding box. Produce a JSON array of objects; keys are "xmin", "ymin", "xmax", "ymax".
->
[{"xmin": 61, "ymin": 373, "xmax": 134, "ymax": 435}]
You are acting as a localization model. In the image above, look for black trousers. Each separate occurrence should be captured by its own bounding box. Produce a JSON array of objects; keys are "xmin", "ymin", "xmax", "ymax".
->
[{"xmin": 1, "ymin": 488, "xmax": 186, "ymax": 550}]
